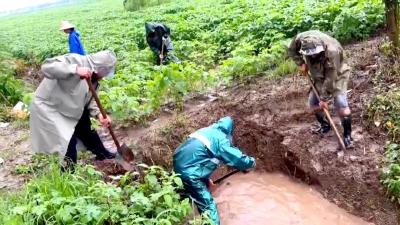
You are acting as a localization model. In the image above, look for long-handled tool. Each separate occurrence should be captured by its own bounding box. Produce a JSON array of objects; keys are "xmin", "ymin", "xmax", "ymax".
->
[
  {"xmin": 159, "ymin": 37, "xmax": 166, "ymax": 65},
  {"xmin": 214, "ymin": 169, "xmax": 240, "ymax": 184},
  {"xmin": 304, "ymin": 70, "xmax": 346, "ymax": 150},
  {"xmin": 86, "ymin": 78, "xmax": 135, "ymax": 163}
]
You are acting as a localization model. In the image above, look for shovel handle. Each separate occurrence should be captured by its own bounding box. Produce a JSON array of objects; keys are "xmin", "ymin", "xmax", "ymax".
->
[
  {"xmin": 214, "ymin": 169, "xmax": 240, "ymax": 184},
  {"xmin": 159, "ymin": 37, "xmax": 166, "ymax": 65},
  {"xmin": 304, "ymin": 71, "xmax": 346, "ymax": 150},
  {"xmin": 85, "ymin": 78, "xmax": 121, "ymax": 149}
]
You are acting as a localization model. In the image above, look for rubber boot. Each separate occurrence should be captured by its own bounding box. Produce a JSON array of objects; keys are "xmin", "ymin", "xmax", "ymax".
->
[
  {"xmin": 314, "ymin": 112, "xmax": 331, "ymax": 134},
  {"xmin": 341, "ymin": 116, "xmax": 353, "ymax": 148}
]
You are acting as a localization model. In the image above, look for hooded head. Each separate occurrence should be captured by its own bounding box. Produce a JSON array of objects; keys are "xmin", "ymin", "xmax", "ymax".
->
[
  {"xmin": 87, "ymin": 50, "xmax": 117, "ymax": 79},
  {"xmin": 145, "ymin": 22, "xmax": 169, "ymax": 37},
  {"xmin": 145, "ymin": 22, "xmax": 155, "ymax": 33},
  {"xmin": 212, "ymin": 116, "xmax": 234, "ymax": 136},
  {"xmin": 299, "ymin": 36, "xmax": 325, "ymax": 56}
]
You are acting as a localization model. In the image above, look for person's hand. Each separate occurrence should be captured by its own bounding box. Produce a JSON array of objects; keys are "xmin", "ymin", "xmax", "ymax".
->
[
  {"xmin": 299, "ymin": 64, "xmax": 308, "ymax": 74},
  {"xmin": 319, "ymin": 101, "xmax": 329, "ymax": 110},
  {"xmin": 159, "ymin": 54, "xmax": 164, "ymax": 60},
  {"xmin": 98, "ymin": 114, "xmax": 111, "ymax": 127},
  {"xmin": 76, "ymin": 67, "xmax": 92, "ymax": 79},
  {"xmin": 208, "ymin": 179, "xmax": 217, "ymax": 192}
]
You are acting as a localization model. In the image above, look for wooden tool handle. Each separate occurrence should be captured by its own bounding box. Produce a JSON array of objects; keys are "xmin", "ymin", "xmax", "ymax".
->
[
  {"xmin": 86, "ymin": 78, "xmax": 121, "ymax": 149},
  {"xmin": 305, "ymin": 72, "xmax": 346, "ymax": 150},
  {"xmin": 214, "ymin": 169, "xmax": 240, "ymax": 184},
  {"xmin": 159, "ymin": 37, "xmax": 166, "ymax": 65}
]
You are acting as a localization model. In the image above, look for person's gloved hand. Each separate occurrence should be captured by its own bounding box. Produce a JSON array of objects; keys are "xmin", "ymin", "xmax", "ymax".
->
[
  {"xmin": 98, "ymin": 114, "xmax": 112, "ymax": 127},
  {"xmin": 299, "ymin": 64, "xmax": 308, "ymax": 75},
  {"xmin": 319, "ymin": 101, "xmax": 329, "ymax": 110},
  {"xmin": 244, "ymin": 158, "xmax": 256, "ymax": 173},
  {"xmin": 76, "ymin": 67, "xmax": 92, "ymax": 79},
  {"xmin": 208, "ymin": 179, "xmax": 217, "ymax": 192}
]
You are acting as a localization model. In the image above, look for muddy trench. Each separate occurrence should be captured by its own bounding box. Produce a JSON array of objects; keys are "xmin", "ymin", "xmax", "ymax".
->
[
  {"xmin": 127, "ymin": 71, "xmax": 398, "ymax": 225},
  {"xmin": 61, "ymin": 36, "xmax": 398, "ymax": 224}
]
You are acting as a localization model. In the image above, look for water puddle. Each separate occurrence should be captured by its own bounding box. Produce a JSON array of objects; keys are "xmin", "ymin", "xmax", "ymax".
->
[{"xmin": 213, "ymin": 172, "xmax": 373, "ymax": 225}]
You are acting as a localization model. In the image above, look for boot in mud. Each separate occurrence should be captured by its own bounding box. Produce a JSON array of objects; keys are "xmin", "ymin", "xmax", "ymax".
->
[
  {"xmin": 313, "ymin": 112, "xmax": 331, "ymax": 134},
  {"xmin": 341, "ymin": 116, "xmax": 353, "ymax": 148}
]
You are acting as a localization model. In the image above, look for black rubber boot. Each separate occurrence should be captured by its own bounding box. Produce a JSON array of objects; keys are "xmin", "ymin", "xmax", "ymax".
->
[
  {"xmin": 314, "ymin": 112, "xmax": 331, "ymax": 134},
  {"xmin": 341, "ymin": 116, "xmax": 353, "ymax": 148}
]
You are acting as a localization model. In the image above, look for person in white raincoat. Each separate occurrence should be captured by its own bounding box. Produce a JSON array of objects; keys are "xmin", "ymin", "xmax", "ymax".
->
[{"xmin": 30, "ymin": 50, "xmax": 117, "ymax": 166}]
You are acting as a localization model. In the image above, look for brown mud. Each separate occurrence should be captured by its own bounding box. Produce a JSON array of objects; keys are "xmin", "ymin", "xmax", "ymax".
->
[
  {"xmin": 0, "ymin": 123, "xmax": 32, "ymax": 190},
  {"xmin": 214, "ymin": 172, "xmax": 373, "ymax": 225},
  {"xmin": 126, "ymin": 36, "xmax": 399, "ymax": 225}
]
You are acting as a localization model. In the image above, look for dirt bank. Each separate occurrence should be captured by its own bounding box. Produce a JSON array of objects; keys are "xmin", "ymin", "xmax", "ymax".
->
[{"xmin": 126, "ymin": 36, "xmax": 399, "ymax": 225}]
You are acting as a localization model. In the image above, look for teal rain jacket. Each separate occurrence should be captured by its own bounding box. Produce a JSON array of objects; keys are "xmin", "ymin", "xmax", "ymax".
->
[
  {"xmin": 173, "ymin": 117, "xmax": 255, "ymax": 225},
  {"xmin": 173, "ymin": 116, "xmax": 256, "ymax": 181}
]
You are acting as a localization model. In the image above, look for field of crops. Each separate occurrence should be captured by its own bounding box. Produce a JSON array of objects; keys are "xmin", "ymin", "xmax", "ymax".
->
[
  {"xmin": 0, "ymin": 0, "xmax": 384, "ymax": 121},
  {"xmin": 0, "ymin": 0, "xmax": 390, "ymax": 224}
]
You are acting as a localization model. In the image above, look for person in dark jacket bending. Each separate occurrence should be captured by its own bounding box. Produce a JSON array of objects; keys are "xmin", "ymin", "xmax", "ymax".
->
[{"xmin": 145, "ymin": 22, "xmax": 179, "ymax": 65}]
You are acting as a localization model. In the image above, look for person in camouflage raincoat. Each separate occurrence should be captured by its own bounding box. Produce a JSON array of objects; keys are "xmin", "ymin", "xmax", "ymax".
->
[{"xmin": 288, "ymin": 30, "xmax": 353, "ymax": 148}]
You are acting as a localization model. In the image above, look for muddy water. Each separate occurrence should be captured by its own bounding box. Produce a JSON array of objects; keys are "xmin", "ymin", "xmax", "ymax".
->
[{"xmin": 213, "ymin": 172, "xmax": 373, "ymax": 225}]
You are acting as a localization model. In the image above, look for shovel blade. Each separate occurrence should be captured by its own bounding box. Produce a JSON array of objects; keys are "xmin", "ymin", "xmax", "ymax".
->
[{"xmin": 117, "ymin": 143, "xmax": 134, "ymax": 162}]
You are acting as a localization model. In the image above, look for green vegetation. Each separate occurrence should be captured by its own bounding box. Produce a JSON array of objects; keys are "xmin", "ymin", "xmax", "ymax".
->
[
  {"xmin": 0, "ymin": 0, "xmax": 384, "ymax": 121},
  {"xmin": 123, "ymin": 0, "xmax": 171, "ymax": 11},
  {"xmin": 0, "ymin": 0, "xmax": 390, "ymax": 223},
  {"xmin": 0, "ymin": 163, "xmax": 205, "ymax": 225},
  {"xmin": 0, "ymin": 50, "xmax": 23, "ymax": 105},
  {"xmin": 368, "ymin": 42, "xmax": 400, "ymax": 204},
  {"xmin": 382, "ymin": 143, "xmax": 400, "ymax": 204}
]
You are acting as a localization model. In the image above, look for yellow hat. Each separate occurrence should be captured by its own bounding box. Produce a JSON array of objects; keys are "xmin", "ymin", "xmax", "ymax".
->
[{"xmin": 59, "ymin": 21, "xmax": 75, "ymax": 31}]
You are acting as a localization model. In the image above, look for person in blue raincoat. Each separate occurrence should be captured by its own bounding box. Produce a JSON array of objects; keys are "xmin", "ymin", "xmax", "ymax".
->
[
  {"xmin": 60, "ymin": 21, "xmax": 86, "ymax": 55},
  {"xmin": 173, "ymin": 116, "xmax": 256, "ymax": 225}
]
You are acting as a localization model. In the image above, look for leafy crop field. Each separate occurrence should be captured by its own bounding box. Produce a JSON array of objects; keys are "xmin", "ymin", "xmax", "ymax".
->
[
  {"xmin": 0, "ymin": 0, "xmax": 384, "ymax": 121},
  {"xmin": 0, "ymin": 0, "xmax": 392, "ymax": 224},
  {"xmin": 0, "ymin": 161, "xmax": 204, "ymax": 225}
]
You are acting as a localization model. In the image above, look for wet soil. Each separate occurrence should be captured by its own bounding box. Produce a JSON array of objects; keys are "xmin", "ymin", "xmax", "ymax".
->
[
  {"xmin": 0, "ymin": 123, "xmax": 32, "ymax": 190},
  {"xmin": 128, "ymin": 36, "xmax": 399, "ymax": 225},
  {"xmin": 214, "ymin": 172, "xmax": 373, "ymax": 225}
]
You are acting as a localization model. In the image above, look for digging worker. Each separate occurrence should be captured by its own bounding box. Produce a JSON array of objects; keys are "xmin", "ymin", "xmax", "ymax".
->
[
  {"xmin": 60, "ymin": 20, "xmax": 86, "ymax": 55},
  {"xmin": 145, "ymin": 22, "xmax": 179, "ymax": 65},
  {"xmin": 30, "ymin": 50, "xmax": 117, "ymax": 168},
  {"xmin": 173, "ymin": 116, "xmax": 256, "ymax": 225},
  {"xmin": 288, "ymin": 30, "xmax": 353, "ymax": 147}
]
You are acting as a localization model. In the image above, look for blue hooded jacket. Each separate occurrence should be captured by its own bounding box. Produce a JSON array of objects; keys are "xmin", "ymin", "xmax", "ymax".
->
[
  {"xmin": 173, "ymin": 117, "xmax": 255, "ymax": 181},
  {"xmin": 69, "ymin": 30, "xmax": 85, "ymax": 55}
]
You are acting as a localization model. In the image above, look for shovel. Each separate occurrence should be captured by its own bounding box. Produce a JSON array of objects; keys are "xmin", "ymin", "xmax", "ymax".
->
[
  {"xmin": 304, "ymin": 70, "xmax": 346, "ymax": 151},
  {"xmin": 159, "ymin": 37, "xmax": 167, "ymax": 65},
  {"xmin": 85, "ymin": 78, "xmax": 135, "ymax": 165}
]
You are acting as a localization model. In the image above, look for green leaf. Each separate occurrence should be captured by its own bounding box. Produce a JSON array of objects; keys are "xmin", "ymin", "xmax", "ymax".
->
[
  {"xmin": 146, "ymin": 174, "xmax": 158, "ymax": 187},
  {"xmin": 164, "ymin": 194, "xmax": 173, "ymax": 207},
  {"xmin": 173, "ymin": 177, "xmax": 183, "ymax": 187}
]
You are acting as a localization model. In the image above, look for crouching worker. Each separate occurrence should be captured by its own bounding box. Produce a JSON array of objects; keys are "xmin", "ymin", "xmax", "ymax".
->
[
  {"xmin": 30, "ymin": 50, "xmax": 117, "ymax": 169},
  {"xmin": 145, "ymin": 22, "xmax": 179, "ymax": 65},
  {"xmin": 173, "ymin": 117, "xmax": 256, "ymax": 225},
  {"xmin": 288, "ymin": 30, "xmax": 353, "ymax": 148}
]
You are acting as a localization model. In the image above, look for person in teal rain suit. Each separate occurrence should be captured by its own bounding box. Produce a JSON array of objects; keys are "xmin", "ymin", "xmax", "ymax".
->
[{"xmin": 173, "ymin": 116, "xmax": 256, "ymax": 225}]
